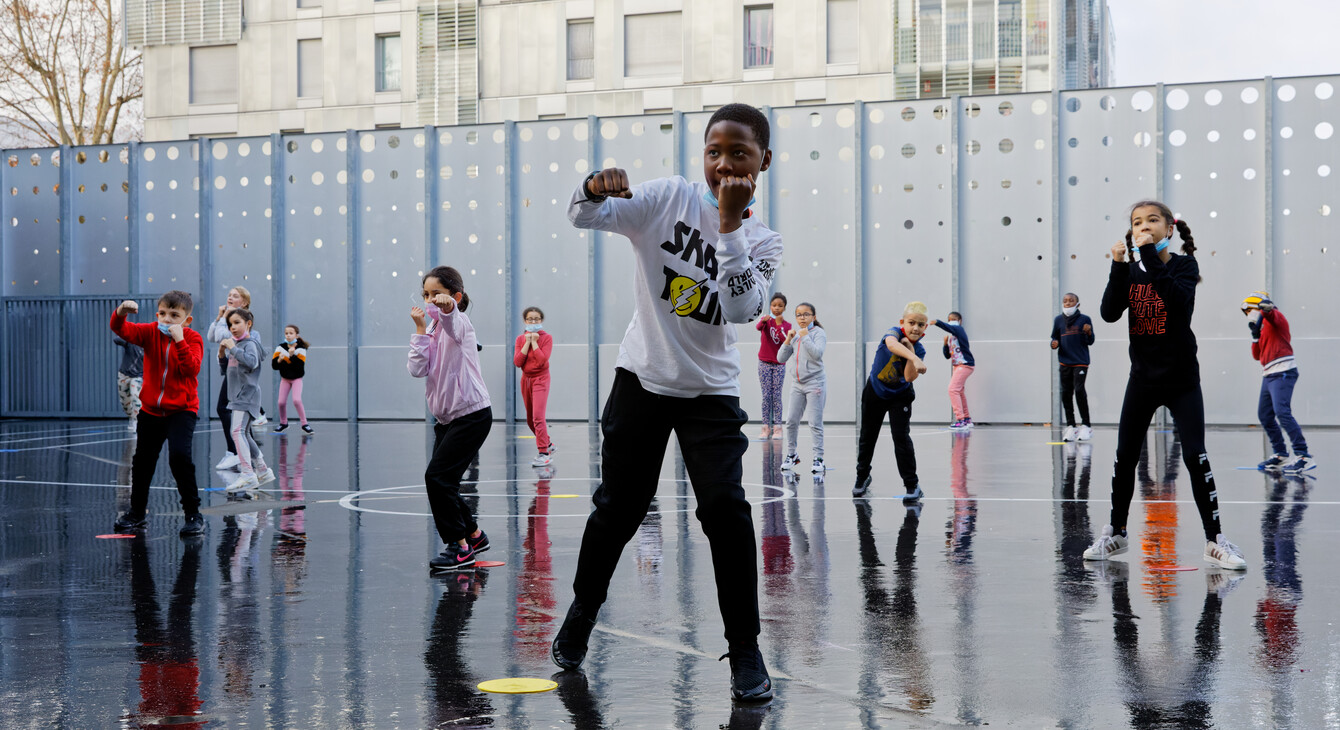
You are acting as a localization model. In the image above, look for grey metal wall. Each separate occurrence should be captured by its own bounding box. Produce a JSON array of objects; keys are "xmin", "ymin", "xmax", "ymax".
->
[{"xmin": 3, "ymin": 75, "xmax": 1337, "ymax": 424}]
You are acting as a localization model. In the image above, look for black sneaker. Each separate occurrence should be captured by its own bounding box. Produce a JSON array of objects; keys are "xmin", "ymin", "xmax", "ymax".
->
[
  {"xmin": 180, "ymin": 513, "xmax": 205, "ymax": 537},
  {"xmin": 719, "ymin": 644, "xmax": 773, "ymax": 702},
  {"xmin": 429, "ymin": 543, "xmax": 476, "ymax": 572},
  {"xmin": 852, "ymin": 475, "xmax": 871, "ymax": 497},
  {"xmin": 552, "ymin": 601, "xmax": 599, "ymax": 670},
  {"xmin": 468, "ymin": 530, "xmax": 490, "ymax": 554},
  {"xmin": 114, "ymin": 512, "xmax": 147, "ymax": 533},
  {"xmin": 273, "ymin": 423, "xmax": 289, "ymax": 434},
  {"xmin": 301, "ymin": 424, "xmax": 315, "ymax": 435},
  {"xmin": 902, "ymin": 485, "xmax": 923, "ymax": 502}
]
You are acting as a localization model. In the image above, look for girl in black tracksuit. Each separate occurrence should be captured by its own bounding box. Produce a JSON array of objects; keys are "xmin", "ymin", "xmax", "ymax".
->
[{"xmin": 1084, "ymin": 200, "xmax": 1247, "ymax": 570}]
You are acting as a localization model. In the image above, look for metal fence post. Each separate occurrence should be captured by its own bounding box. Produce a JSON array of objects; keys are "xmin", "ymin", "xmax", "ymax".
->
[
  {"xmin": 853, "ymin": 100, "xmax": 867, "ymax": 431},
  {"xmin": 1051, "ymin": 88, "xmax": 1062, "ymax": 428},
  {"xmin": 586, "ymin": 115, "xmax": 600, "ymax": 425},
  {"xmin": 198, "ymin": 137, "xmax": 214, "ymax": 418},
  {"xmin": 128, "ymin": 142, "xmax": 141, "ymax": 295},
  {"xmin": 271, "ymin": 133, "xmax": 286, "ymax": 409},
  {"xmin": 503, "ymin": 120, "xmax": 517, "ymax": 426},
  {"xmin": 1263, "ymin": 77, "xmax": 1275, "ymax": 294},
  {"xmin": 346, "ymin": 130, "xmax": 360, "ymax": 421}
]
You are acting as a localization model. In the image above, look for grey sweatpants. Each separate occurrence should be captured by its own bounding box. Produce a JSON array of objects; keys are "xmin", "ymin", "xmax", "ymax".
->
[{"xmin": 784, "ymin": 383, "xmax": 826, "ymax": 459}]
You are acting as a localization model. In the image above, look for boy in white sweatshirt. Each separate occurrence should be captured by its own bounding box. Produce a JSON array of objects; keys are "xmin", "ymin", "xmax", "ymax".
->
[{"xmin": 552, "ymin": 104, "xmax": 781, "ymax": 702}]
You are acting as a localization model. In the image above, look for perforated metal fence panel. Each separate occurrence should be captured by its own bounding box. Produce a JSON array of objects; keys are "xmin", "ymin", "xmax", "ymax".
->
[{"xmin": 3, "ymin": 75, "xmax": 1338, "ymax": 424}]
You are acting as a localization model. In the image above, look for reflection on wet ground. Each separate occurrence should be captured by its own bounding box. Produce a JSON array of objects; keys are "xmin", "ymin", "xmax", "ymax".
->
[{"xmin": 0, "ymin": 420, "xmax": 1335, "ymax": 728}]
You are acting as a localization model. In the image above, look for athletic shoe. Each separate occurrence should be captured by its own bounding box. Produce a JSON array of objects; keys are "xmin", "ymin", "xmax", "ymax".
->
[
  {"xmin": 468, "ymin": 530, "xmax": 490, "ymax": 554},
  {"xmin": 114, "ymin": 512, "xmax": 147, "ymax": 533},
  {"xmin": 719, "ymin": 645, "xmax": 773, "ymax": 702},
  {"xmin": 127, "ymin": 419, "xmax": 137, "ymax": 433},
  {"xmin": 179, "ymin": 513, "xmax": 205, "ymax": 537},
  {"xmin": 253, "ymin": 415, "xmax": 269, "ymax": 427},
  {"xmin": 552, "ymin": 601, "xmax": 599, "ymax": 670},
  {"xmin": 547, "ymin": 443, "xmax": 557, "ymax": 454},
  {"xmin": 1076, "ymin": 425, "xmax": 1092, "ymax": 441},
  {"xmin": 226, "ymin": 472, "xmax": 260, "ymax": 493},
  {"xmin": 758, "ymin": 426, "xmax": 770, "ymax": 440},
  {"xmin": 771, "ymin": 426, "xmax": 783, "ymax": 440},
  {"xmin": 1258, "ymin": 453, "xmax": 1289, "ymax": 471},
  {"xmin": 1282, "ymin": 454, "xmax": 1316, "ymax": 474},
  {"xmin": 948, "ymin": 419, "xmax": 969, "ymax": 431},
  {"xmin": 429, "ymin": 543, "xmax": 476, "ymax": 572},
  {"xmin": 215, "ymin": 453, "xmax": 241, "ymax": 470},
  {"xmin": 1083, "ymin": 525, "xmax": 1129, "ymax": 561},
  {"xmin": 810, "ymin": 457, "xmax": 825, "ymax": 474},
  {"xmin": 781, "ymin": 453, "xmax": 800, "ymax": 471},
  {"xmin": 1204, "ymin": 535, "xmax": 1248, "ymax": 570},
  {"xmin": 256, "ymin": 467, "xmax": 276, "ymax": 486},
  {"xmin": 962, "ymin": 418, "xmax": 974, "ymax": 430},
  {"xmin": 1062, "ymin": 426, "xmax": 1077, "ymax": 442},
  {"xmin": 301, "ymin": 424, "xmax": 314, "ymax": 435},
  {"xmin": 852, "ymin": 475, "xmax": 871, "ymax": 497},
  {"xmin": 532, "ymin": 452, "xmax": 553, "ymax": 467},
  {"xmin": 273, "ymin": 423, "xmax": 289, "ymax": 434},
  {"xmin": 902, "ymin": 485, "xmax": 923, "ymax": 502}
]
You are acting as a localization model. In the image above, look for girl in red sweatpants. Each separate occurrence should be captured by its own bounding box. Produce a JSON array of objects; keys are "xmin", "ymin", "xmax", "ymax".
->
[{"xmin": 515, "ymin": 306, "xmax": 554, "ymax": 467}]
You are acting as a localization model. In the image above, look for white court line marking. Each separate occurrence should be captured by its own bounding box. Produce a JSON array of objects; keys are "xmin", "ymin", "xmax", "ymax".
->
[
  {"xmin": 0, "ymin": 425, "xmax": 130, "ymax": 445},
  {"xmin": 0, "ymin": 427, "xmax": 225, "ymax": 452},
  {"xmin": 53, "ymin": 448, "xmax": 129, "ymax": 467},
  {"xmin": 0, "ymin": 478, "xmax": 356, "ymax": 495}
]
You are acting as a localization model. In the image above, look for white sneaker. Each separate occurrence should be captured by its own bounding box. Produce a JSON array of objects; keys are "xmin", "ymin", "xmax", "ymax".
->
[
  {"xmin": 226, "ymin": 472, "xmax": 260, "ymax": 492},
  {"xmin": 1204, "ymin": 535, "xmax": 1248, "ymax": 570},
  {"xmin": 253, "ymin": 415, "xmax": 269, "ymax": 427},
  {"xmin": 811, "ymin": 457, "xmax": 825, "ymax": 474},
  {"xmin": 1076, "ymin": 425, "xmax": 1093, "ymax": 441},
  {"xmin": 1083, "ymin": 525, "xmax": 1129, "ymax": 561},
  {"xmin": 215, "ymin": 453, "xmax": 241, "ymax": 470},
  {"xmin": 1062, "ymin": 426, "xmax": 1077, "ymax": 442},
  {"xmin": 1282, "ymin": 455, "xmax": 1316, "ymax": 474},
  {"xmin": 532, "ymin": 452, "xmax": 552, "ymax": 467},
  {"xmin": 781, "ymin": 453, "xmax": 800, "ymax": 471},
  {"xmin": 256, "ymin": 467, "xmax": 276, "ymax": 486}
]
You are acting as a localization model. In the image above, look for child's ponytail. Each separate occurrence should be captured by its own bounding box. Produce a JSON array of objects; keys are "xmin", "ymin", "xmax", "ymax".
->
[
  {"xmin": 423, "ymin": 266, "xmax": 471, "ymax": 312},
  {"xmin": 1174, "ymin": 218, "xmax": 1196, "ymax": 256},
  {"xmin": 1123, "ymin": 229, "xmax": 1135, "ymax": 261}
]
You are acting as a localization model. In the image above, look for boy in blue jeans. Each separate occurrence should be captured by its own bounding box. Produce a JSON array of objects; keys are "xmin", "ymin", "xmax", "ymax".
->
[{"xmin": 1244, "ymin": 292, "xmax": 1314, "ymax": 473}]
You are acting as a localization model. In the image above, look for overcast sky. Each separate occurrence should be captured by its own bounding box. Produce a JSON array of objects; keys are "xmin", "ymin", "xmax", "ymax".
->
[{"xmin": 1109, "ymin": 0, "xmax": 1340, "ymax": 87}]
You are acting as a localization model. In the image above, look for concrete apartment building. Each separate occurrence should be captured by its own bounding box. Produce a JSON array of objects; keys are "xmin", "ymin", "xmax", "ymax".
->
[{"xmin": 129, "ymin": 0, "xmax": 1114, "ymax": 140}]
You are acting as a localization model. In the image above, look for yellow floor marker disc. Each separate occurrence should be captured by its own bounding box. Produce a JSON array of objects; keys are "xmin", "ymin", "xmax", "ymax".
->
[
  {"xmin": 551, "ymin": 494, "xmax": 580, "ymax": 498},
  {"xmin": 1047, "ymin": 442, "xmax": 1067, "ymax": 445},
  {"xmin": 477, "ymin": 678, "xmax": 558, "ymax": 694}
]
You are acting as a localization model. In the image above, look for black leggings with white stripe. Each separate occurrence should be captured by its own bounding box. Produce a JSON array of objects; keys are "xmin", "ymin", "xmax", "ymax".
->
[{"xmin": 1109, "ymin": 379, "xmax": 1222, "ymax": 541}]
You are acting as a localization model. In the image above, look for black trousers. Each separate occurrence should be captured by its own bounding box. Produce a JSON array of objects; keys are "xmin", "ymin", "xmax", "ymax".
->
[
  {"xmin": 1110, "ymin": 379, "xmax": 1222, "ymax": 541},
  {"xmin": 130, "ymin": 411, "xmax": 201, "ymax": 516},
  {"xmin": 855, "ymin": 381, "xmax": 918, "ymax": 489},
  {"xmin": 426, "ymin": 407, "xmax": 493, "ymax": 545},
  {"xmin": 1060, "ymin": 365, "xmax": 1091, "ymax": 427},
  {"xmin": 572, "ymin": 368, "xmax": 759, "ymax": 647}
]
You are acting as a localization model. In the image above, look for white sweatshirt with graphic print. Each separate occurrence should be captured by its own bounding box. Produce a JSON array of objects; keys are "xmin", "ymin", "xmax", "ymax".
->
[{"xmin": 568, "ymin": 176, "xmax": 784, "ymax": 398}]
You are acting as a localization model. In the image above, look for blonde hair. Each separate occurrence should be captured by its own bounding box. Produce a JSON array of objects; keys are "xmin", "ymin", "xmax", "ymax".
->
[
  {"xmin": 903, "ymin": 301, "xmax": 928, "ymax": 317},
  {"xmin": 231, "ymin": 285, "xmax": 252, "ymax": 308}
]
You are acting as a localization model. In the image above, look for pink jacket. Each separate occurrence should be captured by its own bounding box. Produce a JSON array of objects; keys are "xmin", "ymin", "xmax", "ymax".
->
[{"xmin": 408, "ymin": 305, "xmax": 491, "ymax": 424}]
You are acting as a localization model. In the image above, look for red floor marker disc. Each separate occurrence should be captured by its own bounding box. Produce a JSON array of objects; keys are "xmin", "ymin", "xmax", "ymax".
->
[
  {"xmin": 475, "ymin": 560, "xmax": 506, "ymax": 568},
  {"xmin": 95, "ymin": 534, "xmax": 136, "ymax": 539},
  {"xmin": 1147, "ymin": 566, "xmax": 1198, "ymax": 572}
]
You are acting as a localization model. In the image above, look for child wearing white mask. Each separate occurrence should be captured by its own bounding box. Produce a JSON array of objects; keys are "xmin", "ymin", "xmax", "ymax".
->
[{"xmin": 1051, "ymin": 293, "xmax": 1095, "ymax": 441}]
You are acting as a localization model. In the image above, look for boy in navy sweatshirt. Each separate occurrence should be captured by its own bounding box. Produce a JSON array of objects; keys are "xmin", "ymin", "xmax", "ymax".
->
[
  {"xmin": 1244, "ymin": 292, "xmax": 1314, "ymax": 473},
  {"xmin": 1051, "ymin": 292, "xmax": 1095, "ymax": 441}
]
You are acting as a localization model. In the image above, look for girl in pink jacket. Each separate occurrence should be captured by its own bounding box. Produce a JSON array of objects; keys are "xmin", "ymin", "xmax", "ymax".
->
[{"xmin": 409, "ymin": 266, "xmax": 493, "ymax": 573}]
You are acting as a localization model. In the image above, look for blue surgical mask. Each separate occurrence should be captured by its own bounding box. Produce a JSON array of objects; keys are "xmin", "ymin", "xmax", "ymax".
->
[
  {"xmin": 285, "ymin": 337, "xmax": 297, "ymax": 345},
  {"xmin": 702, "ymin": 189, "xmax": 756, "ymax": 212},
  {"xmin": 158, "ymin": 322, "xmax": 172, "ymax": 335},
  {"xmin": 1154, "ymin": 234, "xmax": 1173, "ymax": 253},
  {"xmin": 524, "ymin": 324, "xmax": 543, "ymax": 333}
]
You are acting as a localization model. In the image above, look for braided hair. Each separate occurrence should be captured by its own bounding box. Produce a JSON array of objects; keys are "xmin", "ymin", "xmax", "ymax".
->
[{"xmin": 1126, "ymin": 200, "xmax": 1196, "ymax": 260}]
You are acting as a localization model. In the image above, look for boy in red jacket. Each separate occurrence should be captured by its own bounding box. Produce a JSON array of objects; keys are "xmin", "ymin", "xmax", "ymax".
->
[
  {"xmin": 110, "ymin": 291, "xmax": 208, "ymax": 536},
  {"xmin": 1244, "ymin": 292, "xmax": 1314, "ymax": 473}
]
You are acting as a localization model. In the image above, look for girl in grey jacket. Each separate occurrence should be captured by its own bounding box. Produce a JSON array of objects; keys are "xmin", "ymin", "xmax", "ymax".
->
[
  {"xmin": 221, "ymin": 308, "xmax": 273, "ymax": 491},
  {"xmin": 778, "ymin": 302, "xmax": 828, "ymax": 474}
]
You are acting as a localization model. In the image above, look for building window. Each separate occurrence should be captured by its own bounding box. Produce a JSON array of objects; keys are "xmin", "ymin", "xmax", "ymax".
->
[
  {"xmin": 624, "ymin": 13, "xmax": 681, "ymax": 78},
  {"xmin": 826, "ymin": 0, "xmax": 857, "ymax": 64},
  {"xmin": 298, "ymin": 39, "xmax": 323, "ymax": 98},
  {"xmin": 189, "ymin": 45, "xmax": 238, "ymax": 104},
  {"xmin": 567, "ymin": 19, "xmax": 594, "ymax": 80},
  {"xmin": 744, "ymin": 6, "xmax": 773, "ymax": 69},
  {"xmin": 376, "ymin": 34, "xmax": 401, "ymax": 92}
]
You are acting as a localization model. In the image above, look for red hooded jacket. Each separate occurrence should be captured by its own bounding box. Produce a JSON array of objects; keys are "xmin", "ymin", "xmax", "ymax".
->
[
  {"xmin": 111, "ymin": 313, "xmax": 204, "ymax": 416},
  {"xmin": 1250, "ymin": 309, "xmax": 1295, "ymax": 373}
]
